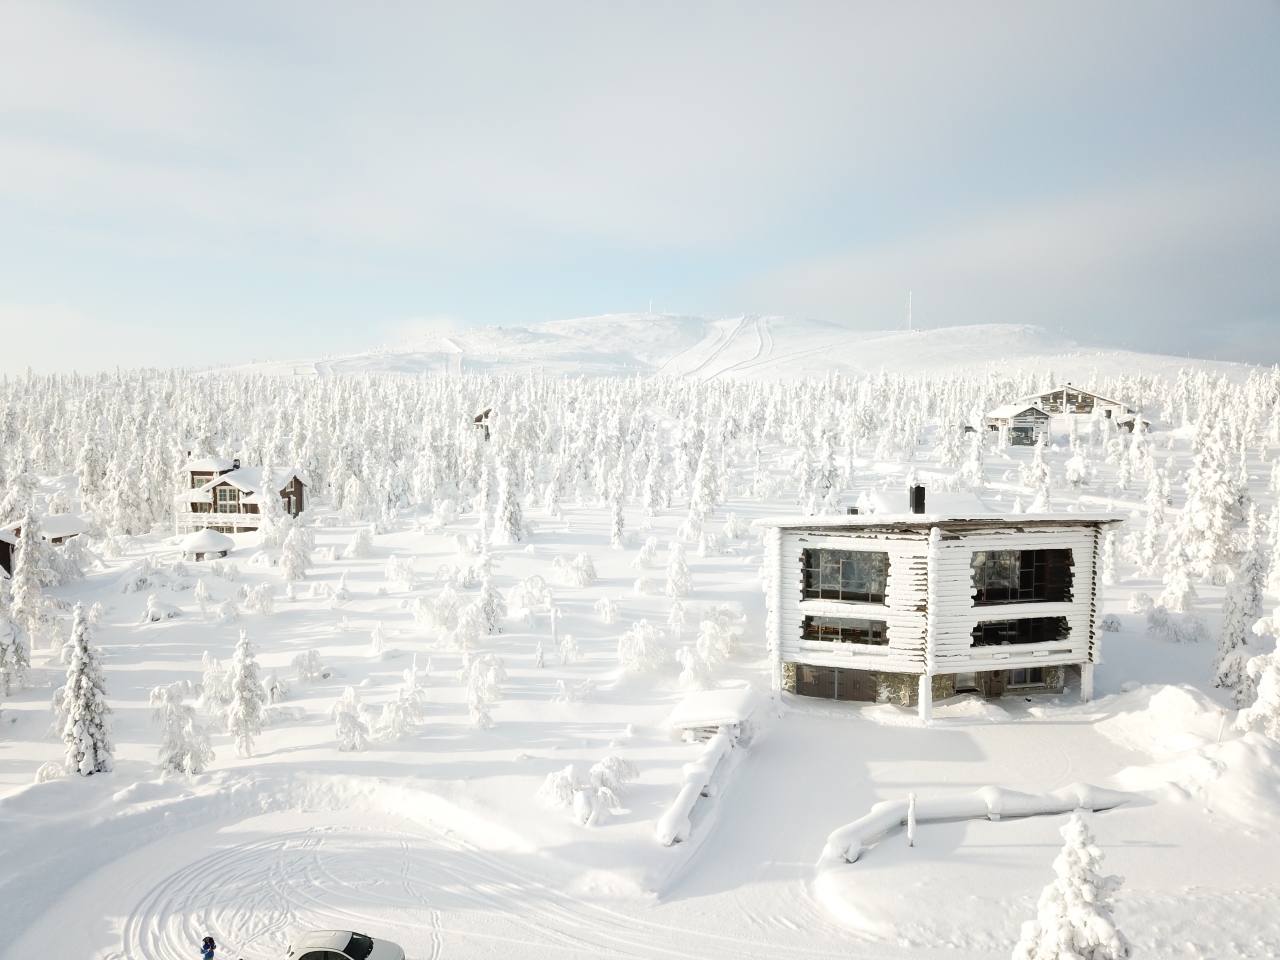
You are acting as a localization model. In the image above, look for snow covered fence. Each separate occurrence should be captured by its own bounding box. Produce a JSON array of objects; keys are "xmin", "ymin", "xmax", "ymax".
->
[
  {"xmin": 655, "ymin": 732, "xmax": 733, "ymax": 846},
  {"xmin": 823, "ymin": 782, "xmax": 1135, "ymax": 864}
]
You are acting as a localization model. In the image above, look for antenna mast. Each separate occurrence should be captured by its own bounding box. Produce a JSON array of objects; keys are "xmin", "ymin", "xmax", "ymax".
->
[{"xmin": 908, "ymin": 292, "xmax": 913, "ymax": 331}]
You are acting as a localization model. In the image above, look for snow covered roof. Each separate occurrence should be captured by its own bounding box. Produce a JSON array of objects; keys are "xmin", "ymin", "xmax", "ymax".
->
[
  {"xmin": 986, "ymin": 404, "xmax": 1048, "ymax": 419},
  {"xmin": 186, "ymin": 456, "xmax": 236, "ymax": 473},
  {"xmin": 40, "ymin": 514, "xmax": 87, "ymax": 539},
  {"xmin": 181, "ymin": 528, "xmax": 235, "ymax": 553},
  {"xmin": 754, "ymin": 510, "xmax": 1123, "ymax": 529},
  {"xmin": 670, "ymin": 688, "xmax": 763, "ymax": 729},
  {"xmin": 192, "ymin": 466, "xmax": 306, "ymax": 497},
  {"xmin": 0, "ymin": 524, "xmax": 16, "ymax": 545}
]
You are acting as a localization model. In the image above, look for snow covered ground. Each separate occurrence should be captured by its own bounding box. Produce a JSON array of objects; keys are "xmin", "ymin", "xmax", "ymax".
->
[
  {"xmin": 217, "ymin": 315, "xmax": 1259, "ymax": 384},
  {"xmin": 4, "ymin": 416, "xmax": 1280, "ymax": 960}
]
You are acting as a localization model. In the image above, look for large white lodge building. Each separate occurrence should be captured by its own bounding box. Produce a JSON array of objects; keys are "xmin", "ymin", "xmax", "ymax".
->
[{"xmin": 756, "ymin": 488, "xmax": 1120, "ymax": 720}]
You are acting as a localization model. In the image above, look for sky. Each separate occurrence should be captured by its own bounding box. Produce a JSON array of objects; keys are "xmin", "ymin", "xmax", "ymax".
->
[{"xmin": 0, "ymin": 1, "xmax": 1278, "ymax": 373}]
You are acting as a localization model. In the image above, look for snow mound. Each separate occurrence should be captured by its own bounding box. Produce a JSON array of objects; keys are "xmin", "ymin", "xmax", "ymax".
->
[
  {"xmin": 1095, "ymin": 684, "xmax": 1227, "ymax": 759},
  {"xmin": 669, "ymin": 688, "xmax": 763, "ymax": 731}
]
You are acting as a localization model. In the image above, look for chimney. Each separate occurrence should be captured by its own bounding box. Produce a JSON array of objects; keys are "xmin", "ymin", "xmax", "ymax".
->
[
  {"xmin": 232, "ymin": 458, "xmax": 241, "ymax": 470},
  {"xmin": 909, "ymin": 485, "xmax": 926, "ymax": 514}
]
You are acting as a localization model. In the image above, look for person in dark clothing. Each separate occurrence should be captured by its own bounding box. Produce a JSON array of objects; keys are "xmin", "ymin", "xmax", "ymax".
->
[{"xmin": 200, "ymin": 936, "xmax": 217, "ymax": 960}]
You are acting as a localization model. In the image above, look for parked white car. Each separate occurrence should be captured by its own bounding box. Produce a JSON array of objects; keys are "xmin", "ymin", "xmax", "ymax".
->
[{"xmin": 284, "ymin": 929, "xmax": 405, "ymax": 960}]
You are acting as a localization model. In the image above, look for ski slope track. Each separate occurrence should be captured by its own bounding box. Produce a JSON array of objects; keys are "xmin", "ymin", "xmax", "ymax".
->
[{"xmin": 221, "ymin": 315, "xmax": 1259, "ymax": 382}]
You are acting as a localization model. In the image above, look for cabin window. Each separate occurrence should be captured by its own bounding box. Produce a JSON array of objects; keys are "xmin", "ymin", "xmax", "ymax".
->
[
  {"xmin": 794, "ymin": 665, "xmax": 878, "ymax": 702},
  {"xmin": 1008, "ymin": 667, "xmax": 1046, "ymax": 686},
  {"xmin": 802, "ymin": 549, "xmax": 888, "ymax": 604},
  {"xmin": 971, "ymin": 549, "xmax": 1072, "ymax": 604},
  {"xmin": 971, "ymin": 617, "xmax": 1068, "ymax": 646},
  {"xmin": 216, "ymin": 486, "xmax": 238, "ymax": 513},
  {"xmin": 802, "ymin": 616, "xmax": 888, "ymax": 646}
]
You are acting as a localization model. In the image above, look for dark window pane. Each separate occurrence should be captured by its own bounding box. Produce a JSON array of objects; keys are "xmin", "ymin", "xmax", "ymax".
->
[
  {"xmin": 972, "ymin": 550, "xmax": 1073, "ymax": 605},
  {"xmin": 802, "ymin": 616, "xmax": 888, "ymax": 645},
  {"xmin": 971, "ymin": 617, "xmax": 1069, "ymax": 646},
  {"xmin": 803, "ymin": 549, "xmax": 889, "ymax": 603}
]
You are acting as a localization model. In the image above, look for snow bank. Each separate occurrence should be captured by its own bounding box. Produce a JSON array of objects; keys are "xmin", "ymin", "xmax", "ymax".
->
[
  {"xmin": 1095, "ymin": 684, "xmax": 1229, "ymax": 759},
  {"xmin": 823, "ymin": 783, "xmax": 1134, "ymax": 864},
  {"xmin": 669, "ymin": 688, "xmax": 762, "ymax": 733}
]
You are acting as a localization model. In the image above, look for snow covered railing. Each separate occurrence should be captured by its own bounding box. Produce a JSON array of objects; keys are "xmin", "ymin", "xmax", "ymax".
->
[
  {"xmin": 655, "ymin": 731, "xmax": 733, "ymax": 845},
  {"xmin": 823, "ymin": 783, "xmax": 1134, "ymax": 864}
]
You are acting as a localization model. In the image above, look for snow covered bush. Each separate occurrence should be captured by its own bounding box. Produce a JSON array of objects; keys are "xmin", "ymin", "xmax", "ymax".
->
[
  {"xmin": 280, "ymin": 524, "xmax": 312, "ymax": 581},
  {"xmin": 617, "ymin": 620, "xmax": 668, "ymax": 671},
  {"xmin": 333, "ymin": 688, "xmax": 370, "ymax": 752},
  {"xmin": 677, "ymin": 645, "xmax": 715, "ymax": 690},
  {"xmin": 53, "ymin": 602, "xmax": 114, "ymax": 776},
  {"xmin": 552, "ymin": 553, "xmax": 597, "ymax": 587},
  {"xmin": 140, "ymin": 594, "xmax": 181, "ymax": 622},
  {"xmin": 594, "ymin": 596, "xmax": 619, "ymax": 625},
  {"xmin": 33, "ymin": 762, "xmax": 64, "ymax": 784},
  {"xmin": 243, "ymin": 582, "xmax": 276, "ymax": 616},
  {"xmin": 384, "ymin": 554, "xmax": 417, "ymax": 591},
  {"xmin": 226, "ymin": 630, "xmax": 266, "ymax": 758},
  {"xmin": 478, "ymin": 576, "xmax": 507, "ymax": 633},
  {"xmin": 722, "ymin": 512, "xmax": 748, "ymax": 540},
  {"xmin": 552, "ymin": 678, "xmax": 595, "ymax": 703},
  {"xmin": 589, "ymin": 755, "xmax": 638, "ymax": 810},
  {"xmin": 402, "ymin": 652, "xmax": 431, "ymax": 690},
  {"xmin": 632, "ymin": 535, "xmax": 659, "ymax": 570},
  {"xmin": 348, "ymin": 526, "xmax": 374, "ymax": 559},
  {"xmin": 1012, "ymin": 814, "xmax": 1130, "ymax": 960},
  {"xmin": 508, "ymin": 574, "xmax": 552, "ymax": 618},
  {"xmin": 370, "ymin": 621, "xmax": 387, "ymax": 654},
  {"xmin": 262, "ymin": 669, "xmax": 290, "ymax": 704},
  {"xmin": 559, "ymin": 633, "xmax": 581, "ymax": 665},
  {"xmin": 665, "ymin": 543, "xmax": 693, "ymax": 598},
  {"xmin": 292, "ymin": 649, "xmax": 326, "ymax": 683},
  {"xmin": 633, "ymin": 577, "xmax": 658, "ymax": 596},
  {"xmin": 1126, "ymin": 592, "xmax": 1154, "ymax": 616},
  {"xmin": 538, "ymin": 764, "xmax": 610, "ymax": 826},
  {"xmin": 149, "ymin": 680, "xmax": 214, "ymax": 776},
  {"xmin": 1097, "ymin": 614, "xmax": 1121, "ymax": 633},
  {"xmin": 667, "ymin": 600, "xmax": 687, "ymax": 639}
]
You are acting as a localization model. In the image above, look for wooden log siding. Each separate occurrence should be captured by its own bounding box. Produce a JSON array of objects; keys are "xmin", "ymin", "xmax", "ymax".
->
[
  {"xmin": 767, "ymin": 520, "xmax": 1107, "ymax": 692},
  {"xmin": 776, "ymin": 530, "xmax": 931, "ymax": 677}
]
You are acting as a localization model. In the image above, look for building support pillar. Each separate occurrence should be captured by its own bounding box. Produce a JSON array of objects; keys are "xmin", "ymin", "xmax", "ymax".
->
[
  {"xmin": 1080, "ymin": 663, "xmax": 1095, "ymax": 703},
  {"xmin": 918, "ymin": 674, "xmax": 933, "ymax": 724}
]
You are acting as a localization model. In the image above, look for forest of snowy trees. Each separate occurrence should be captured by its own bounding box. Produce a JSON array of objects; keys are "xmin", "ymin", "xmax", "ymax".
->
[{"xmin": 2, "ymin": 364, "xmax": 1280, "ymax": 751}]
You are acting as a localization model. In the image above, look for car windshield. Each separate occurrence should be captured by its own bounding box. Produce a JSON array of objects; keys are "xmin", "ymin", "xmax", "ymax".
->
[{"xmin": 344, "ymin": 933, "xmax": 374, "ymax": 960}]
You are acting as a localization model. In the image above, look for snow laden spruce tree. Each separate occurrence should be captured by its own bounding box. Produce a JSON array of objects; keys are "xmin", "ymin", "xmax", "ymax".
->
[
  {"xmin": 665, "ymin": 542, "xmax": 693, "ymax": 599},
  {"xmin": 0, "ymin": 580, "xmax": 29, "ymax": 695},
  {"xmin": 1214, "ymin": 538, "xmax": 1266, "ymax": 704},
  {"xmin": 492, "ymin": 452, "xmax": 524, "ymax": 544},
  {"xmin": 11, "ymin": 513, "xmax": 48, "ymax": 647},
  {"xmin": 150, "ymin": 680, "xmax": 215, "ymax": 775},
  {"xmin": 55, "ymin": 602, "xmax": 114, "ymax": 776},
  {"xmin": 225, "ymin": 630, "xmax": 266, "ymax": 757},
  {"xmin": 1013, "ymin": 814, "xmax": 1130, "ymax": 960}
]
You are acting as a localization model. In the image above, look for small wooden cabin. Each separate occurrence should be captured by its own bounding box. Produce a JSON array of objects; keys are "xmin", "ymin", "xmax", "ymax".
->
[
  {"xmin": 0, "ymin": 515, "xmax": 87, "ymax": 575},
  {"xmin": 175, "ymin": 455, "xmax": 307, "ymax": 535},
  {"xmin": 985, "ymin": 405, "xmax": 1051, "ymax": 445},
  {"xmin": 756, "ymin": 488, "xmax": 1120, "ymax": 721}
]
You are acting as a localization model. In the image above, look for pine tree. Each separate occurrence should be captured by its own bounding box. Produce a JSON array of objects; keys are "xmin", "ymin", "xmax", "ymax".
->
[
  {"xmin": 1234, "ymin": 650, "xmax": 1280, "ymax": 741},
  {"xmin": 11, "ymin": 514, "xmax": 47, "ymax": 646},
  {"xmin": 279, "ymin": 522, "xmax": 311, "ymax": 581},
  {"xmin": 56, "ymin": 602, "xmax": 114, "ymax": 776},
  {"xmin": 0, "ymin": 582, "xmax": 30, "ymax": 695},
  {"xmin": 609, "ymin": 494, "xmax": 626, "ymax": 549},
  {"xmin": 665, "ymin": 542, "xmax": 693, "ymax": 598},
  {"xmin": 1013, "ymin": 814, "xmax": 1130, "ymax": 960},
  {"xmin": 150, "ymin": 680, "xmax": 215, "ymax": 775},
  {"xmin": 492, "ymin": 452, "xmax": 524, "ymax": 543},
  {"xmin": 226, "ymin": 630, "xmax": 266, "ymax": 757},
  {"xmin": 1214, "ymin": 540, "xmax": 1266, "ymax": 703}
]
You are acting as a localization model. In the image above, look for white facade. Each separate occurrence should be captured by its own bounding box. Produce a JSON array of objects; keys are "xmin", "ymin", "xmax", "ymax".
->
[{"xmin": 758, "ymin": 507, "xmax": 1119, "ymax": 719}]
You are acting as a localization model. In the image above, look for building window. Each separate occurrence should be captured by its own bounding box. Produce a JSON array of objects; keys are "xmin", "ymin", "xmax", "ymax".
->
[
  {"xmin": 971, "ymin": 617, "xmax": 1068, "ymax": 646},
  {"xmin": 1009, "ymin": 667, "xmax": 1046, "ymax": 686},
  {"xmin": 971, "ymin": 549, "xmax": 1072, "ymax": 604},
  {"xmin": 802, "ymin": 616, "xmax": 888, "ymax": 646},
  {"xmin": 216, "ymin": 486, "xmax": 238, "ymax": 514},
  {"xmin": 794, "ymin": 665, "xmax": 878, "ymax": 702},
  {"xmin": 802, "ymin": 549, "xmax": 889, "ymax": 604}
]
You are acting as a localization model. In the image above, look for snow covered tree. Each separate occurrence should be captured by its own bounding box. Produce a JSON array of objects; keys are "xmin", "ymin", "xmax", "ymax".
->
[
  {"xmin": 676, "ymin": 645, "xmax": 715, "ymax": 690},
  {"xmin": 55, "ymin": 602, "xmax": 114, "ymax": 775},
  {"xmin": 617, "ymin": 620, "xmax": 668, "ymax": 671},
  {"xmin": 150, "ymin": 680, "xmax": 214, "ymax": 775},
  {"xmin": 492, "ymin": 452, "xmax": 524, "ymax": 543},
  {"xmin": 1158, "ymin": 542, "xmax": 1196, "ymax": 613},
  {"xmin": 333, "ymin": 687, "xmax": 369, "ymax": 751},
  {"xmin": 0, "ymin": 585, "xmax": 29, "ymax": 695},
  {"xmin": 279, "ymin": 523, "xmax": 311, "ymax": 581},
  {"xmin": 609, "ymin": 494, "xmax": 626, "ymax": 549},
  {"xmin": 225, "ymin": 630, "xmax": 265, "ymax": 758},
  {"xmin": 1099, "ymin": 530, "xmax": 1119, "ymax": 587},
  {"xmin": 665, "ymin": 542, "xmax": 693, "ymax": 598},
  {"xmin": 1012, "ymin": 814, "xmax": 1131, "ymax": 960},
  {"xmin": 10, "ymin": 514, "xmax": 48, "ymax": 646},
  {"xmin": 348, "ymin": 525, "xmax": 373, "ymax": 559},
  {"xmin": 594, "ymin": 596, "xmax": 618, "ymax": 625},
  {"xmin": 1214, "ymin": 540, "xmax": 1266, "ymax": 702},
  {"xmin": 559, "ymin": 632, "xmax": 581, "ymax": 665},
  {"xmin": 1234, "ymin": 650, "xmax": 1280, "ymax": 741},
  {"xmin": 477, "ymin": 575, "xmax": 507, "ymax": 633}
]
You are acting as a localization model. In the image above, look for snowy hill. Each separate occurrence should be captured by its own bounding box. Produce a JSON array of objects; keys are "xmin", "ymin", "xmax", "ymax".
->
[{"xmin": 221, "ymin": 315, "xmax": 1259, "ymax": 381}]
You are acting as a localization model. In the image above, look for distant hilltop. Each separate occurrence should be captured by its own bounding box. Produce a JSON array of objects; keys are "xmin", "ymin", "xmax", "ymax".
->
[{"xmin": 216, "ymin": 314, "xmax": 1260, "ymax": 383}]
